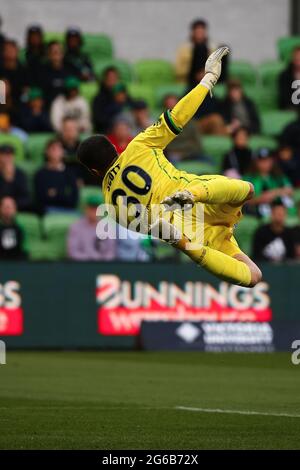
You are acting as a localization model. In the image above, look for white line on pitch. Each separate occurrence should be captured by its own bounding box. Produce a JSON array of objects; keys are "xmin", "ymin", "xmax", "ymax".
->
[{"xmin": 175, "ymin": 406, "xmax": 300, "ymax": 419}]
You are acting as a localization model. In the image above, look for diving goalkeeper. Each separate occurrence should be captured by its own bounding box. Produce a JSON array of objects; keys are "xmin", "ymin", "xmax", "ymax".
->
[{"xmin": 77, "ymin": 47, "xmax": 262, "ymax": 287}]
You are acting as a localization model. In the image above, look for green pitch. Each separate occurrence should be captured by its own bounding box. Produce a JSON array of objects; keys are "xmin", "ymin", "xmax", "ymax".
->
[{"xmin": 0, "ymin": 351, "xmax": 300, "ymax": 449}]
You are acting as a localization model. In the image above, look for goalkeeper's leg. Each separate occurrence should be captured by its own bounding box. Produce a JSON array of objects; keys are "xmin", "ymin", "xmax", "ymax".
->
[
  {"xmin": 152, "ymin": 218, "xmax": 262, "ymax": 287},
  {"xmin": 176, "ymin": 237, "xmax": 262, "ymax": 287}
]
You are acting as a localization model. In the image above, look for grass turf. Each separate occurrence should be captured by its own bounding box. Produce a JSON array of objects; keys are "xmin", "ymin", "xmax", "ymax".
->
[{"xmin": 0, "ymin": 351, "xmax": 300, "ymax": 449}]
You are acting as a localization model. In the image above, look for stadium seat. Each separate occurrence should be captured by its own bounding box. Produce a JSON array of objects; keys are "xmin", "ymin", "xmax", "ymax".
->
[
  {"xmin": 82, "ymin": 33, "xmax": 114, "ymax": 61},
  {"xmin": 28, "ymin": 240, "xmax": 63, "ymax": 261},
  {"xmin": 43, "ymin": 213, "xmax": 80, "ymax": 259},
  {"xmin": 259, "ymin": 61, "xmax": 285, "ymax": 90},
  {"xmin": 213, "ymin": 83, "xmax": 226, "ymax": 100},
  {"xmin": 134, "ymin": 59, "xmax": 175, "ymax": 86},
  {"xmin": 154, "ymin": 84, "xmax": 186, "ymax": 108},
  {"xmin": 79, "ymin": 186, "xmax": 103, "ymax": 210},
  {"xmin": 234, "ymin": 216, "xmax": 260, "ymax": 256},
  {"xmin": 174, "ymin": 160, "xmax": 216, "ymax": 175},
  {"xmin": 245, "ymin": 85, "xmax": 278, "ymax": 111},
  {"xmin": 261, "ymin": 110, "xmax": 297, "ymax": 136},
  {"xmin": 93, "ymin": 58, "xmax": 133, "ymax": 83},
  {"xmin": 293, "ymin": 188, "xmax": 300, "ymax": 205},
  {"xmin": 16, "ymin": 160, "xmax": 40, "ymax": 194},
  {"xmin": 26, "ymin": 133, "xmax": 54, "ymax": 163},
  {"xmin": 201, "ymin": 136, "xmax": 232, "ymax": 170},
  {"xmin": 249, "ymin": 135, "xmax": 277, "ymax": 152},
  {"xmin": 127, "ymin": 83, "xmax": 156, "ymax": 110},
  {"xmin": 277, "ymin": 36, "xmax": 300, "ymax": 62},
  {"xmin": 229, "ymin": 60, "xmax": 257, "ymax": 86},
  {"xmin": 44, "ymin": 32, "xmax": 64, "ymax": 44},
  {"xmin": 154, "ymin": 241, "xmax": 178, "ymax": 262},
  {"xmin": 16, "ymin": 213, "xmax": 42, "ymax": 253},
  {"xmin": 0, "ymin": 134, "xmax": 24, "ymax": 161},
  {"xmin": 79, "ymin": 81, "xmax": 98, "ymax": 104}
]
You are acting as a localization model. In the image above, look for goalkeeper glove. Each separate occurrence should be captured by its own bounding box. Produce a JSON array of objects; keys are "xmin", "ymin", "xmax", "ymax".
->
[{"xmin": 201, "ymin": 46, "xmax": 229, "ymax": 92}]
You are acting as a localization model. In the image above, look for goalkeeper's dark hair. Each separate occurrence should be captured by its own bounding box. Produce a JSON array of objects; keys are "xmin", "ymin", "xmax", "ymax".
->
[{"xmin": 77, "ymin": 134, "xmax": 118, "ymax": 174}]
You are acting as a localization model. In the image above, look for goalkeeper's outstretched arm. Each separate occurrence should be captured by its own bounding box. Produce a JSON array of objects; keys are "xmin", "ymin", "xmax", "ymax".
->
[{"xmin": 169, "ymin": 46, "xmax": 229, "ymax": 130}]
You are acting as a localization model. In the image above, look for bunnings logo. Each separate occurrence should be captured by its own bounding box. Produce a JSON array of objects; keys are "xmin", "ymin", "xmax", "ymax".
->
[{"xmin": 96, "ymin": 275, "xmax": 272, "ymax": 336}]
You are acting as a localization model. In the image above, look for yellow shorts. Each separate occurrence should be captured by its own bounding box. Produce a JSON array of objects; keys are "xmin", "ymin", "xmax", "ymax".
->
[{"xmin": 172, "ymin": 201, "xmax": 243, "ymax": 258}]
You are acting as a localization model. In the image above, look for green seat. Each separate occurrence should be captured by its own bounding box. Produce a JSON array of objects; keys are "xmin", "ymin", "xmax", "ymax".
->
[
  {"xmin": 234, "ymin": 216, "xmax": 260, "ymax": 256},
  {"xmin": 26, "ymin": 133, "xmax": 54, "ymax": 163},
  {"xmin": 80, "ymin": 81, "xmax": 98, "ymax": 104},
  {"xmin": 277, "ymin": 36, "xmax": 300, "ymax": 62},
  {"xmin": 202, "ymin": 136, "xmax": 232, "ymax": 170},
  {"xmin": 127, "ymin": 83, "xmax": 155, "ymax": 109},
  {"xmin": 155, "ymin": 83, "xmax": 186, "ymax": 108},
  {"xmin": 79, "ymin": 186, "xmax": 103, "ymax": 210},
  {"xmin": 261, "ymin": 110, "xmax": 297, "ymax": 137},
  {"xmin": 174, "ymin": 160, "xmax": 216, "ymax": 175},
  {"xmin": 245, "ymin": 85, "xmax": 278, "ymax": 111},
  {"xmin": 0, "ymin": 134, "xmax": 24, "ymax": 161},
  {"xmin": 43, "ymin": 213, "xmax": 80, "ymax": 259},
  {"xmin": 44, "ymin": 32, "xmax": 64, "ymax": 44},
  {"xmin": 249, "ymin": 135, "xmax": 277, "ymax": 152},
  {"xmin": 293, "ymin": 188, "xmax": 300, "ymax": 205},
  {"xmin": 154, "ymin": 241, "xmax": 178, "ymax": 262},
  {"xmin": 259, "ymin": 61, "xmax": 285, "ymax": 90},
  {"xmin": 16, "ymin": 213, "xmax": 41, "ymax": 253},
  {"xmin": 229, "ymin": 61, "xmax": 257, "ymax": 86},
  {"xmin": 16, "ymin": 160, "xmax": 40, "ymax": 194},
  {"xmin": 83, "ymin": 33, "xmax": 114, "ymax": 61},
  {"xmin": 94, "ymin": 59, "xmax": 133, "ymax": 83},
  {"xmin": 134, "ymin": 59, "xmax": 175, "ymax": 86},
  {"xmin": 213, "ymin": 83, "xmax": 226, "ymax": 100},
  {"xmin": 28, "ymin": 239, "xmax": 62, "ymax": 261}
]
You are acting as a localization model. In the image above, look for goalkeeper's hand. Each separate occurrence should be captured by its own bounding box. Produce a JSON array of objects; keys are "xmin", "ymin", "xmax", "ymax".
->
[
  {"xmin": 201, "ymin": 46, "xmax": 230, "ymax": 91},
  {"xmin": 161, "ymin": 190, "xmax": 195, "ymax": 211}
]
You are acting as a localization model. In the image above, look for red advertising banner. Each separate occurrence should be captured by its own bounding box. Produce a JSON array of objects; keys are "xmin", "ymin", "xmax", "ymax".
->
[
  {"xmin": 0, "ymin": 281, "xmax": 23, "ymax": 336},
  {"xmin": 96, "ymin": 275, "xmax": 272, "ymax": 336},
  {"xmin": 0, "ymin": 308, "xmax": 23, "ymax": 335}
]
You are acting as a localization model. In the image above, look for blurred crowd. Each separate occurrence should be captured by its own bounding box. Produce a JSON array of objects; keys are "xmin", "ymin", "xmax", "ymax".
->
[{"xmin": 1, "ymin": 17, "xmax": 300, "ymax": 263}]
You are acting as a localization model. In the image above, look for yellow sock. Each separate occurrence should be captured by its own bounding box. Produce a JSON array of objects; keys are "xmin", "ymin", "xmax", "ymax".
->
[
  {"xmin": 181, "ymin": 243, "xmax": 251, "ymax": 287},
  {"xmin": 187, "ymin": 176, "xmax": 251, "ymax": 206}
]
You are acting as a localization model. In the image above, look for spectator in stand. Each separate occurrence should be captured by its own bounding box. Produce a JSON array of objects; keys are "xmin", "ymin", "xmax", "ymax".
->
[
  {"xmin": 124, "ymin": 100, "xmax": 152, "ymax": 135},
  {"xmin": 50, "ymin": 76, "xmax": 91, "ymax": 133},
  {"xmin": 218, "ymin": 79, "xmax": 260, "ymax": 134},
  {"xmin": 252, "ymin": 201, "xmax": 295, "ymax": 262},
  {"xmin": 280, "ymin": 109, "xmax": 300, "ymax": 157},
  {"xmin": 38, "ymin": 41, "xmax": 71, "ymax": 107},
  {"xmin": 116, "ymin": 225, "xmax": 152, "ymax": 262},
  {"xmin": 67, "ymin": 194, "xmax": 117, "ymax": 261},
  {"xmin": 276, "ymin": 144, "xmax": 300, "ymax": 187},
  {"xmin": 0, "ymin": 110, "xmax": 28, "ymax": 142},
  {"xmin": 58, "ymin": 116, "xmax": 99, "ymax": 186},
  {"xmin": 0, "ymin": 39, "xmax": 27, "ymax": 106},
  {"xmin": 18, "ymin": 88, "xmax": 52, "ymax": 133},
  {"xmin": 108, "ymin": 118, "xmax": 133, "ymax": 154},
  {"xmin": 0, "ymin": 79, "xmax": 17, "ymax": 122},
  {"xmin": 25, "ymin": 25, "xmax": 45, "ymax": 84},
  {"xmin": 244, "ymin": 148, "xmax": 294, "ymax": 218},
  {"xmin": 278, "ymin": 46, "xmax": 300, "ymax": 110},
  {"xmin": 162, "ymin": 94, "xmax": 205, "ymax": 162},
  {"xmin": 34, "ymin": 139, "xmax": 78, "ymax": 214},
  {"xmin": 92, "ymin": 73, "xmax": 130, "ymax": 132},
  {"xmin": 58, "ymin": 116, "xmax": 81, "ymax": 161},
  {"xmin": 222, "ymin": 126, "xmax": 253, "ymax": 178},
  {"xmin": 0, "ymin": 16, "xmax": 6, "ymax": 57},
  {"xmin": 176, "ymin": 18, "xmax": 228, "ymax": 86},
  {"xmin": 0, "ymin": 145, "xmax": 30, "ymax": 211},
  {"xmin": 291, "ymin": 203, "xmax": 300, "ymax": 259},
  {"xmin": 0, "ymin": 196, "xmax": 26, "ymax": 260},
  {"xmin": 64, "ymin": 27, "xmax": 94, "ymax": 82}
]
